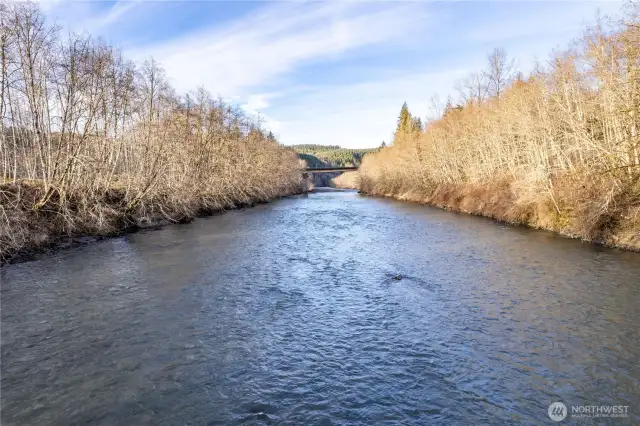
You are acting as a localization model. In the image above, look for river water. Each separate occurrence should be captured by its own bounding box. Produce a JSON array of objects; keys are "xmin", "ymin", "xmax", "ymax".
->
[{"xmin": 2, "ymin": 190, "xmax": 640, "ymax": 425}]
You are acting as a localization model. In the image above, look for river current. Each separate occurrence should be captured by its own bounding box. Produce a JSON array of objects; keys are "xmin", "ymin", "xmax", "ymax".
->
[{"xmin": 2, "ymin": 190, "xmax": 639, "ymax": 425}]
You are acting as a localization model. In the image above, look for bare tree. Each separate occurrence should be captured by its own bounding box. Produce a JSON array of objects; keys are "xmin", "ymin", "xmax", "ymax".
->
[
  {"xmin": 359, "ymin": 12, "xmax": 640, "ymax": 248},
  {"xmin": 456, "ymin": 71, "xmax": 489, "ymax": 106},
  {"xmin": 485, "ymin": 47, "xmax": 515, "ymax": 98},
  {"xmin": 0, "ymin": 1, "xmax": 302, "ymax": 260},
  {"xmin": 426, "ymin": 93, "xmax": 443, "ymax": 123}
]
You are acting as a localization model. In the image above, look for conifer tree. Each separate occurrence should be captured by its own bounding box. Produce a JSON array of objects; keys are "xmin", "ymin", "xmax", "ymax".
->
[
  {"xmin": 394, "ymin": 102, "xmax": 414, "ymax": 144},
  {"xmin": 396, "ymin": 102, "xmax": 412, "ymax": 134},
  {"xmin": 412, "ymin": 117, "xmax": 423, "ymax": 133},
  {"xmin": 443, "ymin": 98, "xmax": 454, "ymax": 117}
]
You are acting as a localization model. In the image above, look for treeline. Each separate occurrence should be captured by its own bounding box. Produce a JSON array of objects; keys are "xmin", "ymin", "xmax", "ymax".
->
[
  {"xmin": 292, "ymin": 144, "xmax": 379, "ymax": 168},
  {"xmin": 0, "ymin": 2, "xmax": 302, "ymax": 261},
  {"xmin": 315, "ymin": 148, "xmax": 379, "ymax": 167},
  {"xmin": 360, "ymin": 4, "xmax": 640, "ymax": 250},
  {"xmin": 290, "ymin": 144, "xmax": 342, "ymax": 153},
  {"xmin": 297, "ymin": 153, "xmax": 327, "ymax": 168}
]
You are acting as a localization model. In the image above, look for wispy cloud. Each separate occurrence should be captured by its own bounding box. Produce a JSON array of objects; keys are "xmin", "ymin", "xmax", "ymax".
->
[
  {"xmin": 241, "ymin": 93, "xmax": 279, "ymax": 115},
  {"xmin": 80, "ymin": 1, "xmax": 140, "ymax": 32},
  {"xmin": 33, "ymin": 0, "xmax": 64, "ymax": 12},
  {"xmin": 266, "ymin": 68, "xmax": 470, "ymax": 148},
  {"xmin": 125, "ymin": 1, "xmax": 430, "ymax": 97},
  {"xmin": 241, "ymin": 92, "xmax": 283, "ymax": 134},
  {"xmin": 38, "ymin": 0, "xmax": 625, "ymax": 148}
]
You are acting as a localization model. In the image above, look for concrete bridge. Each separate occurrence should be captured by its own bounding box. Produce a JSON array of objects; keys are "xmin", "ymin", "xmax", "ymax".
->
[
  {"xmin": 304, "ymin": 166, "xmax": 358, "ymax": 173},
  {"xmin": 302, "ymin": 166, "xmax": 357, "ymax": 179}
]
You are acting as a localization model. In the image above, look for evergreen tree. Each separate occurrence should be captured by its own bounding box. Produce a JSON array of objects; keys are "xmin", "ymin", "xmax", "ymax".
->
[
  {"xmin": 443, "ymin": 98, "xmax": 463, "ymax": 117},
  {"xmin": 412, "ymin": 117, "xmax": 423, "ymax": 133},
  {"xmin": 443, "ymin": 98, "xmax": 454, "ymax": 117},
  {"xmin": 393, "ymin": 102, "xmax": 415, "ymax": 145},
  {"xmin": 396, "ymin": 102, "xmax": 412, "ymax": 135}
]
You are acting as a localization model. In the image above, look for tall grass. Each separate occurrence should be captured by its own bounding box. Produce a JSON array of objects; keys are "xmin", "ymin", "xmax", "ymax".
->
[
  {"xmin": 0, "ymin": 2, "xmax": 302, "ymax": 261},
  {"xmin": 360, "ymin": 4, "xmax": 640, "ymax": 249}
]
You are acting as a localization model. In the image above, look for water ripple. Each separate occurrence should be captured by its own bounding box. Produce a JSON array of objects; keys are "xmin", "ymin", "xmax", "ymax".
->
[{"xmin": 2, "ymin": 190, "xmax": 640, "ymax": 425}]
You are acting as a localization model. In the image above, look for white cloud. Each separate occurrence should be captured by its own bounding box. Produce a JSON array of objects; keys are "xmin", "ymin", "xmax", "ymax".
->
[
  {"xmin": 125, "ymin": 1, "xmax": 430, "ymax": 97},
  {"xmin": 259, "ymin": 1, "xmax": 625, "ymax": 149},
  {"xmin": 241, "ymin": 93, "xmax": 279, "ymax": 115},
  {"xmin": 268, "ymin": 69, "xmax": 470, "ymax": 149},
  {"xmin": 38, "ymin": 0, "xmax": 624, "ymax": 149},
  {"xmin": 33, "ymin": 0, "xmax": 141, "ymax": 37},
  {"xmin": 33, "ymin": 0, "xmax": 63, "ymax": 12},
  {"xmin": 80, "ymin": 1, "xmax": 140, "ymax": 32},
  {"xmin": 462, "ymin": 0, "xmax": 623, "ymax": 45},
  {"xmin": 241, "ymin": 92, "xmax": 283, "ymax": 136}
]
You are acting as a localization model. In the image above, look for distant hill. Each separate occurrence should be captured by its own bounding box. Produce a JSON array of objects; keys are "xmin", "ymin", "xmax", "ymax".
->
[
  {"xmin": 290, "ymin": 144, "xmax": 379, "ymax": 168},
  {"xmin": 290, "ymin": 144, "xmax": 341, "ymax": 154}
]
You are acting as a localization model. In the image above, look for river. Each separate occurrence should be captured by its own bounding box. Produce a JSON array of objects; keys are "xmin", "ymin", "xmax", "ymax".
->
[{"xmin": 2, "ymin": 189, "xmax": 639, "ymax": 425}]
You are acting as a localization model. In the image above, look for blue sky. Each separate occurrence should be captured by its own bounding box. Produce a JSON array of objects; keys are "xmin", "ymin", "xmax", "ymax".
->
[{"xmin": 41, "ymin": 0, "xmax": 623, "ymax": 148}]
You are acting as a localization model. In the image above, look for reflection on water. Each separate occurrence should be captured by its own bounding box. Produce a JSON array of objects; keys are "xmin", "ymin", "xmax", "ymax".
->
[{"xmin": 2, "ymin": 190, "xmax": 640, "ymax": 425}]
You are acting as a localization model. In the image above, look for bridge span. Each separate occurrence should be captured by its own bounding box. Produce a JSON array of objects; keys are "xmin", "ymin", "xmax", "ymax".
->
[{"xmin": 303, "ymin": 166, "xmax": 358, "ymax": 173}]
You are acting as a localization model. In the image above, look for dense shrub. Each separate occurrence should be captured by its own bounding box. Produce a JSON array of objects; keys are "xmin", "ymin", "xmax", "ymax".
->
[
  {"xmin": 0, "ymin": 3, "xmax": 302, "ymax": 261},
  {"xmin": 359, "ymin": 5, "xmax": 640, "ymax": 249}
]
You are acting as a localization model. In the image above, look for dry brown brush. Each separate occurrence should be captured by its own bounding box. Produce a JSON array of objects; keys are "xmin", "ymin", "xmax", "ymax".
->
[
  {"xmin": 359, "ymin": 4, "xmax": 640, "ymax": 250},
  {"xmin": 331, "ymin": 171, "xmax": 359, "ymax": 189},
  {"xmin": 0, "ymin": 2, "xmax": 302, "ymax": 261}
]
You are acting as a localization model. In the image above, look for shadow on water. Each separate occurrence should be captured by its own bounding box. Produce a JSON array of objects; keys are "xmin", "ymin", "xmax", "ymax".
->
[{"xmin": 2, "ymin": 190, "xmax": 640, "ymax": 425}]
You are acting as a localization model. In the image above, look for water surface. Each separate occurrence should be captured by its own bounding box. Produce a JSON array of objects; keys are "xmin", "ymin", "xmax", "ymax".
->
[{"xmin": 2, "ymin": 190, "xmax": 640, "ymax": 425}]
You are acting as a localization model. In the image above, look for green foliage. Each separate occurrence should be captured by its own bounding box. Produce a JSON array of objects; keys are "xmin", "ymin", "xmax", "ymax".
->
[
  {"xmin": 297, "ymin": 153, "xmax": 326, "ymax": 168},
  {"xmin": 291, "ymin": 144, "xmax": 380, "ymax": 167},
  {"xmin": 412, "ymin": 117, "xmax": 423, "ymax": 133},
  {"xmin": 443, "ymin": 100, "xmax": 464, "ymax": 117},
  {"xmin": 290, "ymin": 144, "xmax": 341, "ymax": 153},
  {"xmin": 396, "ymin": 102, "xmax": 412, "ymax": 135},
  {"xmin": 393, "ymin": 102, "xmax": 423, "ymax": 143}
]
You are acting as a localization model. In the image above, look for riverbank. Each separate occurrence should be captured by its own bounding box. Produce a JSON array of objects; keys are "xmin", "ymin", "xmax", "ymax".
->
[
  {"xmin": 358, "ymin": 176, "xmax": 640, "ymax": 251},
  {"xmin": 1, "ymin": 180, "xmax": 305, "ymax": 264},
  {"xmin": 331, "ymin": 171, "xmax": 360, "ymax": 189}
]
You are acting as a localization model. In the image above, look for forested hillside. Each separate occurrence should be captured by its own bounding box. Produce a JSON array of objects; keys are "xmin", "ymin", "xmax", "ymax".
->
[
  {"xmin": 291, "ymin": 144, "xmax": 379, "ymax": 168},
  {"xmin": 289, "ymin": 144, "xmax": 342, "ymax": 153},
  {"xmin": 359, "ymin": 5, "xmax": 640, "ymax": 250},
  {"xmin": 0, "ymin": 3, "xmax": 302, "ymax": 261}
]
